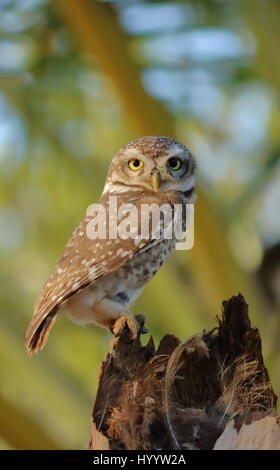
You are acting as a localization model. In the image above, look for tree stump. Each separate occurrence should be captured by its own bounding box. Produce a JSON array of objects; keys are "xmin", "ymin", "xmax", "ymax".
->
[{"xmin": 89, "ymin": 294, "xmax": 279, "ymax": 450}]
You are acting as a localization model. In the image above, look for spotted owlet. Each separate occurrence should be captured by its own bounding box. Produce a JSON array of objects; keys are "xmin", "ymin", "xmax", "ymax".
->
[{"xmin": 26, "ymin": 136, "xmax": 196, "ymax": 355}]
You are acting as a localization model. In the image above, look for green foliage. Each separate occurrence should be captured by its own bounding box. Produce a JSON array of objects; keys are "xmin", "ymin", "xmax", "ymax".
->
[{"xmin": 0, "ymin": 0, "xmax": 279, "ymax": 449}]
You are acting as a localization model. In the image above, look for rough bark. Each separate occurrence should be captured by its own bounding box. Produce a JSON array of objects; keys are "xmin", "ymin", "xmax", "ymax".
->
[{"xmin": 89, "ymin": 294, "xmax": 278, "ymax": 450}]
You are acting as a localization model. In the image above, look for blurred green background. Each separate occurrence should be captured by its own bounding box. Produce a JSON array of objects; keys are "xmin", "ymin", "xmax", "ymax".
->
[{"xmin": 0, "ymin": 0, "xmax": 280, "ymax": 449}]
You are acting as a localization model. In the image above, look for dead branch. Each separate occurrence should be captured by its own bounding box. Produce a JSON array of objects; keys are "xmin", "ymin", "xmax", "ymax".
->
[{"xmin": 89, "ymin": 294, "xmax": 278, "ymax": 450}]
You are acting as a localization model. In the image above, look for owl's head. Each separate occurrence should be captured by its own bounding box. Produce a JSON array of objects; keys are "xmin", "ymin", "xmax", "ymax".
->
[{"xmin": 103, "ymin": 136, "xmax": 196, "ymax": 200}]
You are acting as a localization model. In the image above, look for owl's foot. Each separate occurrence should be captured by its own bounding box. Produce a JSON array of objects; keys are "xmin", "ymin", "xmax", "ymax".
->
[
  {"xmin": 112, "ymin": 314, "xmax": 148, "ymax": 341},
  {"xmin": 134, "ymin": 314, "xmax": 149, "ymax": 335},
  {"xmin": 112, "ymin": 314, "xmax": 138, "ymax": 340}
]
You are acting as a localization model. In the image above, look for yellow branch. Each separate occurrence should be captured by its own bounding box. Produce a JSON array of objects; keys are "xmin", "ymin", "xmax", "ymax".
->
[{"xmin": 53, "ymin": 0, "xmax": 173, "ymax": 136}]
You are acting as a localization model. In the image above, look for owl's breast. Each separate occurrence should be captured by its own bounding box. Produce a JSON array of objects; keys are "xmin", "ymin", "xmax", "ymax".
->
[
  {"xmin": 66, "ymin": 239, "xmax": 175, "ymax": 325},
  {"xmin": 105, "ymin": 238, "xmax": 175, "ymax": 310},
  {"xmin": 113, "ymin": 238, "xmax": 176, "ymax": 292}
]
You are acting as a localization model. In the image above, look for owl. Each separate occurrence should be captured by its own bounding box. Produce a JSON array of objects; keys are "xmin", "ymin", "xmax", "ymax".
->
[{"xmin": 26, "ymin": 136, "xmax": 196, "ymax": 355}]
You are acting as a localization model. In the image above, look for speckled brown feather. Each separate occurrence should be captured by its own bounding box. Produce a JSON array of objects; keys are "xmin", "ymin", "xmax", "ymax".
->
[{"xmin": 118, "ymin": 136, "xmax": 185, "ymax": 158}]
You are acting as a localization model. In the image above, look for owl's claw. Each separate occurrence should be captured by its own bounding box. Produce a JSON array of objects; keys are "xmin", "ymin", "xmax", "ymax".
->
[
  {"xmin": 134, "ymin": 314, "xmax": 148, "ymax": 335},
  {"xmin": 113, "ymin": 314, "xmax": 138, "ymax": 340},
  {"xmin": 112, "ymin": 314, "xmax": 148, "ymax": 341}
]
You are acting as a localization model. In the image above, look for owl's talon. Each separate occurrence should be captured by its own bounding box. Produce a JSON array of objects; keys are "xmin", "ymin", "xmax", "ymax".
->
[
  {"xmin": 134, "ymin": 314, "xmax": 148, "ymax": 334},
  {"xmin": 113, "ymin": 314, "xmax": 138, "ymax": 340}
]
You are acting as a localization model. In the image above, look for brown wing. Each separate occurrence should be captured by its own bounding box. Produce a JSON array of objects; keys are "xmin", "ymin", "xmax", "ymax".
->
[{"xmin": 26, "ymin": 190, "xmax": 176, "ymax": 354}]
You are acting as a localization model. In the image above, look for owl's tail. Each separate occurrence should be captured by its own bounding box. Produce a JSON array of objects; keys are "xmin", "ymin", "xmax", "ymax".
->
[{"xmin": 25, "ymin": 311, "xmax": 58, "ymax": 356}]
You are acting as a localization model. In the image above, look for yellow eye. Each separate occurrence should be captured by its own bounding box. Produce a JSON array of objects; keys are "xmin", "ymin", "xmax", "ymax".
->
[
  {"xmin": 128, "ymin": 159, "xmax": 144, "ymax": 171},
  {"xmin": 167, "ymin": 157, "xmax": 182, "ymax": 171}
]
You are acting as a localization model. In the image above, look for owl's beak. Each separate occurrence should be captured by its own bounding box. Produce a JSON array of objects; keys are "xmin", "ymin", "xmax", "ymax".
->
[{"xmin": 150, "ymin": 169, "xmax": 161, "ymax": 192}]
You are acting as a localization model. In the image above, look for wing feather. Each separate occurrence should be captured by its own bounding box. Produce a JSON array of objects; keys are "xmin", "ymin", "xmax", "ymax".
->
[{"xmin": 26, "ymin": 190, "xmax": 179, "ymax": 351}]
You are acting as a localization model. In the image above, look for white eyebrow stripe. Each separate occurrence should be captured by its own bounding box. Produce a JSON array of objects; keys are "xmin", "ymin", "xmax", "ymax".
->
[
  {"xmin": 166, "ymin": 143, "xmax": 186, "ymax": 158},
  {"xmin": 125, "ymin": 148, "xmax": 144, "ymax": 157}
]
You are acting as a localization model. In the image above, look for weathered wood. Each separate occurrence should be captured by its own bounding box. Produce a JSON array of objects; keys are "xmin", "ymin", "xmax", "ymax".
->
[{"xmin": 89, "ymin": 294, "xmax": 278, "ymax": 450}]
